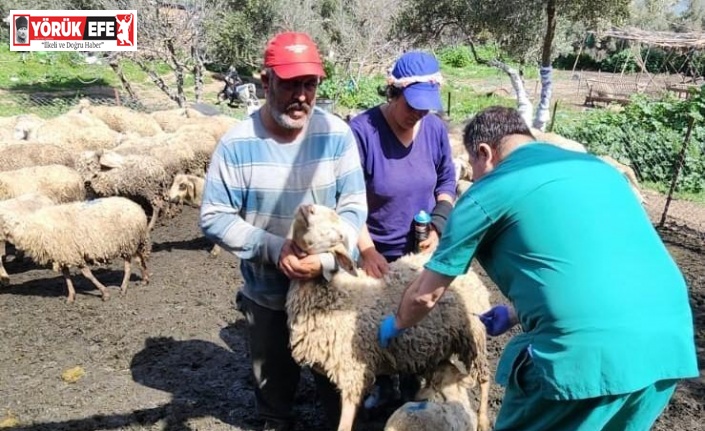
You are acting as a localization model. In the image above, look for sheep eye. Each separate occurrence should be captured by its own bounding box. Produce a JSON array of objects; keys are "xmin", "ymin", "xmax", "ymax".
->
[{"xmin": 179, "ymin": 184, "xmax": 187, "ymax": 190}]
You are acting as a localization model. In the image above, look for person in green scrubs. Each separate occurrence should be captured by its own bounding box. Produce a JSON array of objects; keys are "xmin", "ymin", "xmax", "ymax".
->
[{"xmin": 377, "ymin": 106, "xmax": 699, "ymax": 430}]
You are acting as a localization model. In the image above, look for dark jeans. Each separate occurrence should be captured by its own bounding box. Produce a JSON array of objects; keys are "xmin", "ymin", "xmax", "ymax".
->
[{"xmin": 237, "ymin": 292, "xmax": 341, "ymax": 430}]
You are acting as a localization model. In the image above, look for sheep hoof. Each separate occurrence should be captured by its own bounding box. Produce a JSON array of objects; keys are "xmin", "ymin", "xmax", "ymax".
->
[{"xmin": 0, "ymin": 277, "xmax": 9, "ymax": 286}]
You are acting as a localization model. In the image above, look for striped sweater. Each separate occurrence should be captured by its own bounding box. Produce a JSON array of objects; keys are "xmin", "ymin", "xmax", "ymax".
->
[{"xmin": 200, "ymin": 107, "xmax": 367, "ymax": 310}]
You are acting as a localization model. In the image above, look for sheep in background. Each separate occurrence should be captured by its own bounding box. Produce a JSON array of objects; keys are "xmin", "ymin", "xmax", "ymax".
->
[
  {"xmin": 385, "ymin": 359, "xmax": 478, "ymax": 431},
  {"xmin": 287, "ymin": 203, "xmax": 491, "ymax": 431},
  {"xmin": 112, "ymin": 134, "xmax": 206, "ymax": 177},
  {"xmin": 74, "ymin": 99, "xmax": 163, "ymax": 137},
  {"xmin": 0, "ymin": 193, "xmax": 56, "ymax": 286},
  {"xmin": 13, "ymin": 112, "xmax": 121, "ymax": 152},
  {"xmin": 0, "ymin": 143, "xmax": 75, "ymax": 171},
  {"xmin": 168, "ymin": 174, "xmax": 221, "ymax": 257},
  {"xmin": 150, "ymin": 107, "xmax": 205, "ymax": 132},
  {"xmin": 75, "ymin": 151, "xmax": 170, "ymax": 231},
  {"xmin": 2, "ymin": 197, "xmax": 151, "ymax": 303},
  {"xmin": 174, "ymin": 114, "xmax": 238, "ymax": 142},
  {"xmin": 0, "ymin": 164, "xmax": 85, "ymax": 203}
]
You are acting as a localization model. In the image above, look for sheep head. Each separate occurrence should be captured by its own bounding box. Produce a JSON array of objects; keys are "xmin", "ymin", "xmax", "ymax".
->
[
  {"xmin": 416, "ymin": 357, "xmax": 472, "ymax": 402},
  {"xmin": 169, "ymin": 174, "xmax": 202, "ymax": 206},
  {"xmin": 291, "ymin": 203, "xmax": 356, "ymax": 273}
]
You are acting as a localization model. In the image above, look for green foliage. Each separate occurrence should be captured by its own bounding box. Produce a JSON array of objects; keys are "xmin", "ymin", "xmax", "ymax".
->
[
  {"xmin": 555, "ymin": 89, "xmax": 705, "ymax": 194},
  {"xmin": 317, "ymin": 62, "xmax": 385, "ymax": 110},
  {"xmin": 438, "ymin": 46, "xmax": 475, "ymax": 68}
]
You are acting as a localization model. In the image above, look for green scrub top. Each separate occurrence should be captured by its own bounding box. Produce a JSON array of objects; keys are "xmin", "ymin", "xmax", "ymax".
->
[{"xmin": 427, "ymin": 143, "xmax": 699, "ymax": 400}]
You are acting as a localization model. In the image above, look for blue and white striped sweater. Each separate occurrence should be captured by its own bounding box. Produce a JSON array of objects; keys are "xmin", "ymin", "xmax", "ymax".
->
[{"xmin": 200, "ymin": 108, "xmax": 367, "ymax": 310}]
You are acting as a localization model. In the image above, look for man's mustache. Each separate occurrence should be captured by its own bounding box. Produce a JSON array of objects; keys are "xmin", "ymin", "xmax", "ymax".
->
[{"xmin": 286, "ymin": 102, "xmax": 311, "ymax": 113}]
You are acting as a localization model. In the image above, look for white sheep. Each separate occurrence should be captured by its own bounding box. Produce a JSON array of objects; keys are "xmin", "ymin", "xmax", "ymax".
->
[
  {"xmin": 2, "ymin": 196, "xmax": 151, "ymax": 303},
  {"xmin": 0, "ymin": 143, "xmax": 75, "ymax": 172},
  {"xmin": 167, "ymin": 173, "xmax": 221, "ymax": 257},
  {"xmin": 74, "ymin": 99, "xmax": 163, "ymax": 137},
  {"xmin": 287, "ymin": 203, "xmax": 491, "ymax": 431},
  {"xmin": 0, "ymin": 164, "xmax": 85, "ymax": 203},
  {"xmin": 385, "ymin": 359, "xmax": 478, "ymax": 431},
  {"xmin": 0, "ymin": 193, "xmax": 56, "ymax": 286}
]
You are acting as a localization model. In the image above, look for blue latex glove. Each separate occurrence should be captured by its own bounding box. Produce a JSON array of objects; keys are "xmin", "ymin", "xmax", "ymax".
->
[
  {"xmin": 479, "ymin": 305, "xmax": 515, "ymax": 336},
  {"xmin": 378, "ymin": 314, "xmax": 405, "ymax": 348}
]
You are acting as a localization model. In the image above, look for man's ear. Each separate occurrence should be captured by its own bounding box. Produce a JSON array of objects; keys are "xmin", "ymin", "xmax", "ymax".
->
[
  {"xmin": 261, "ymin": 70, "xmax": 270, "ymax": 92},
  {"xmin": 477, "ymin": 143, "xmax": 492, "ymax": 161}
]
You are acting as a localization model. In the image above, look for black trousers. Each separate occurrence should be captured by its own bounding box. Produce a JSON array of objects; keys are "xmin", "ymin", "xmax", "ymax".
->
[{"xmin": 237, "ymin": 293, "xmax": 341, "ymax": 429}]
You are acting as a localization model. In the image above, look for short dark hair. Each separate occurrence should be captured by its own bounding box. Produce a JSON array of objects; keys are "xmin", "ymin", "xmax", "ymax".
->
[{"xmin": 462, "ymin": 106, "xmax": 534, "ymax": 159}]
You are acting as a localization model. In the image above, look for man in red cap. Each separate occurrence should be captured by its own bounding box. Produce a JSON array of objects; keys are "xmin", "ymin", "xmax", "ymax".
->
[{"xmin": 200, "ymin": 32, "xmax": 367, "ymax": 431}]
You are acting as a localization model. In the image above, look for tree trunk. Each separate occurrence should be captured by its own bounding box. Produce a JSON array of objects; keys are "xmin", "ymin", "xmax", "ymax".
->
[
  {"xmin": 108, "ymin": 57, "xmax": 138, "ymax": 101},
  {"xmin": 489, "ymin": 60, "xmax": 534, "ymax": 127},
  {"xmin": 533, "ymin": 0, "xmax": 557, "ymax": 130},
  {"xmin": 468, "ymin": 40, "xmax": 533, "ymax": 127},
  {"xmin": 166, "ymin": 39, "xmax": 186, "ymax": 108},
  {"xmin": 193, "ymin": 44, "xmax": 204, "ymax": 103}
]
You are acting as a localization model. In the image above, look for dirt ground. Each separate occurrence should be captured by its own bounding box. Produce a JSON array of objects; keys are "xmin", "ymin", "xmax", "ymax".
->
[{"xmin": 0, "ymin": 186, "xmax": 703, "ymax": 431}]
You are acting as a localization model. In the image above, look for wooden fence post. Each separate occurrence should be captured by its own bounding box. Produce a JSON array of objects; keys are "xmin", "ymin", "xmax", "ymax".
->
[{"xmin": 659, "ymin": 116, "xmax": 696, "ymax": 227}]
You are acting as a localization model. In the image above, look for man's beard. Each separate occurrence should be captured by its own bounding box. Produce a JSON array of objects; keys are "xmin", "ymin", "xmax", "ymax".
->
[{"xmin": 268, "ymin": 89, "xmax": 313, "ymax": 130}]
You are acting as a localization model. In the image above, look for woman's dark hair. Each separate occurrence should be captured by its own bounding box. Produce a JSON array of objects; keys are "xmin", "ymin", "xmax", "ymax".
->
[
  {"xmin": 382, "ymin": 85, "xmax": 403, "ymax": 100},
  {"xmin": 462, "ymin": 106, "xmax": 534, "ymax": 158}
]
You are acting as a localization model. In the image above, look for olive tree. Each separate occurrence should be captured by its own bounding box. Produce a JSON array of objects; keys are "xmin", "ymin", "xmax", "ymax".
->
[{"xmin": 394, "ymin": 0, "xmax": 630, "ymax": 129}]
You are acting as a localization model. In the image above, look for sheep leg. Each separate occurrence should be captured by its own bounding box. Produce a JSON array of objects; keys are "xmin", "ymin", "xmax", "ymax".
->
[
  {"xmin": 79, "ymin": 265, "xmax": 111, "ymax": 301},
  {"xmin": 336, "ymin": 399, "xmax": 357, "ymax": 431},
  {"xmin": 136, "ymin": 252, "xmax": 150, "ymax": 284},
  {"xmin": 0, "ymin": 241, "xmax": 9, "ymax": 286},
  {"xmin": 119, "ymin": 258, "xmax": 132, "ymax": 295},
  {"xmin": 477, "ymin": 379, "xmax": 491, "ymax": 431},
  {"xmin": 61, "ymin": 266, "xmax": 76, "ymax": 303},
  {"xmin": 147, "ymin": 204, "xmax": 160, "ymax": 231}
]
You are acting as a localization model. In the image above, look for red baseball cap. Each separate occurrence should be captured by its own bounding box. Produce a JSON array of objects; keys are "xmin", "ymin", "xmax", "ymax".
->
[{"xmin": 264, "ymin": 32, "xmax": 326, "ymax": 79}]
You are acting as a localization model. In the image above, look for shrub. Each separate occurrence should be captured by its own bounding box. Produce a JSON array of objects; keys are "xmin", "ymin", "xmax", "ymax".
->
[{"xmin": 555, "ymin": 89, "xmax": 705, "ymax": 194}]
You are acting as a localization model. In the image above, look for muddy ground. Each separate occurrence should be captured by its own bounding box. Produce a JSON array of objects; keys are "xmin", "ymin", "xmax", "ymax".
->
[{"xmin": 0, "ymin": 191, "xmax": 703, "ymax": 431}]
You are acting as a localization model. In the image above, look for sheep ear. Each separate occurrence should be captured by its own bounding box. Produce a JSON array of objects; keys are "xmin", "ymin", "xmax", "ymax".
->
[
  {"xmin": 186, "ymin": 179, "xmax": 196, "ymax": 200},
  {"xmin": 448, "ymin": 354, "xmax": 468, "ymax": 375},
  {"xmin": 99, "ymin": 151, "xmax": 125, "ymax": 169},
  {"xmin": 331, "ymin": 243, "xmax": 356, "ymax": 276}
]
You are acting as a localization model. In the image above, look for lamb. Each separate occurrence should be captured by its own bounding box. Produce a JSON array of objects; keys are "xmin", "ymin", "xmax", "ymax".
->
[
  {"xmin": 287, "ymin": 203, "xmax": 491, "ymax": 431},
  {"xmin": 0, "ymin": 143, "xmax": 75, "ymax": 171},
  {"xmin": 167, "ymin": 174, "xmax": 221, "ymax": 256},
  {"xmin": 0, "ymin": 193, "xmax": 56, "ymax": 286},
  {"xmin": 385, "ymin": 359, "xmax": 478, "ymax": 431},
  {"xmin": 75, "ymin": 151, "xmax": 170, "ymax": 231},
  {"xmin": 0, "ymin": 165, "xmax": 85, "ymax": 203},
  {"xmin": 2, "ymin": 197, "xmax": 151, "ymax": 303}
]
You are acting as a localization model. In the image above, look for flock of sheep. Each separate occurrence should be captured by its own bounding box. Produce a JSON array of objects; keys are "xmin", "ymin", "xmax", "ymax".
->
[
  {"xmin": 0, "ymin": 101, "xmax": 646, "ymax": 431},
  {"xmin": 0, "ymin": 99, "xmax": 237, "ymax": 301}
]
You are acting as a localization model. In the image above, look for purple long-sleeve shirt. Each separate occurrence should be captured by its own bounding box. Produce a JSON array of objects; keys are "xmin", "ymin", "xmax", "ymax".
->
[{"xmin": 349, "ymin": 107, "xmax": 456, "ymax": 259}]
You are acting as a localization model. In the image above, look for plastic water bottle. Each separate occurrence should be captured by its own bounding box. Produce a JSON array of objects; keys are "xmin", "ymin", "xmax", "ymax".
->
[{"xmin": 413, "ymin": 210, "xmax": 432, "ymax": 252}]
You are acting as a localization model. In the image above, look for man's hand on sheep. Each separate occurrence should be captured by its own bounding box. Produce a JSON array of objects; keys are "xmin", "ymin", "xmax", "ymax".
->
[
  {"xmin": 378, "ymin": 314, "xmax": 406, "ymax": 348},
  {"xmin": 479, "ymin": 305, "xmax": 519, "ymax": 336},
  {"xmin": 360, "ymin": 246, "xmax": 389, "ymax": 279},
  {"xmin": 278, "ymin": 239, "xmax": 322, "ymax": 280}
]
